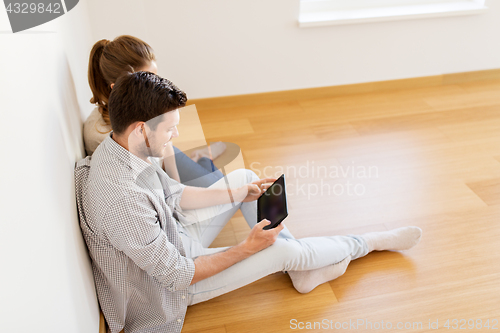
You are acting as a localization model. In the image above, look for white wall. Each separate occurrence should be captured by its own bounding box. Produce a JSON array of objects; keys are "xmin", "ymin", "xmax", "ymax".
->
[
  {"xmin": 85, "ymin": 0, "xmax": 500, "ymax": 99},
  {"xmin": 0, "ymin": 2, "xmax": 98, "ymax": 332}
]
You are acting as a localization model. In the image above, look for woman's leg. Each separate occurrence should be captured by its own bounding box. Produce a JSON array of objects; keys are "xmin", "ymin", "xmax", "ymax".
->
[{"xmin": 173, "ymin": 146, "xmax": 223, "ymax": 187}]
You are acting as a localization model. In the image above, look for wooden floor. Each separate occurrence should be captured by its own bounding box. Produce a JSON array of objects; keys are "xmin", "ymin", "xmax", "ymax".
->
[{"xmin": 180, "ymin": 79, "xmax": 500, "ymax": 332}]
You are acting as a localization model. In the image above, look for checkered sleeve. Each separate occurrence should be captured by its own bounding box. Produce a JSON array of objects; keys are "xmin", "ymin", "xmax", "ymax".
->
[
  {"xmin": 164, "ymin": 175, "xmax": 186, "ymax": 212},
  {"xmin": 102, "ymin": 194, "xmax": 195, "ymax": 292}
]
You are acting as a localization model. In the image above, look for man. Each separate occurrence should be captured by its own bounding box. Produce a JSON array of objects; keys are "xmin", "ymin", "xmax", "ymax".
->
[{"xmin": 75, "ymin": 72, "xmax": 422, "ymax": 333}]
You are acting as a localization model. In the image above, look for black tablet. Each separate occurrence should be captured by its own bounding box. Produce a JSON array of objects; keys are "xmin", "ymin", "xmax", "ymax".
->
[{"xmin": 257, "ymin": 174, "xmax": 288, "ymax": 230}]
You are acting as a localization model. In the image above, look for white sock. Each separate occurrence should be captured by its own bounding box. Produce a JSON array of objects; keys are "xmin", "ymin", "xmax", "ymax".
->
[
  {"xmin": 360, "ymin": 226, "xmax": 422, "ymax": 252},
  {"xmin": 191, "ymin": 142, "xmax": 226, "ymax": 162},
  {"xmin": 288, "ymin": 255, "xmax": 351, "ymax": 294}
]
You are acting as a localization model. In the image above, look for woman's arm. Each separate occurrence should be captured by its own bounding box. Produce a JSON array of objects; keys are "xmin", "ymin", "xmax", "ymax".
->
[{"xmin": 162, "ymin": 142, "xmax": 181, "ymax": 183}]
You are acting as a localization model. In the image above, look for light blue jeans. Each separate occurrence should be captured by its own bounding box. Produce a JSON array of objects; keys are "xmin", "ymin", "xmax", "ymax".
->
[{"xmin": 178, "ymin": 169, "xmax": 370, "ymax": 305}]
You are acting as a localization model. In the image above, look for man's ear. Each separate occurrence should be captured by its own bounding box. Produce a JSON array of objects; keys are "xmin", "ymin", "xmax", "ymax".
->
[
  {"xmin": 133, "ymin": 122, "xmax": 145, "ymax": 135},
  {"xmin": 132, "ymin": 122, "xmax": 151, "ymax": 148},
  {"xmin": 110, "ymin": 83, "xmax": 115, "ymax": 89}
]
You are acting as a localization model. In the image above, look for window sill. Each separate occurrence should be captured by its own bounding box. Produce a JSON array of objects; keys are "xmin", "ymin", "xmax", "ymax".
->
[{"xmin": 298, "ymin": 1, "xmax": 488, "ymax": 28}]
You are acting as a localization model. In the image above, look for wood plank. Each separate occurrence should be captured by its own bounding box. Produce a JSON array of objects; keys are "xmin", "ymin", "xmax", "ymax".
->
[
  {"xmin": 185, "ymin": 273, "xmax": 338, "ymax": 333},
  {"xmin": 424, "ymin": 84, "xmax": 500, "ymax": 111},
  {"xmin": 350, "ymin": 104, "xmax": 500, "ymax": 136},
  {"xmin": 201, "ymin": 119, "xmax": 254, "ymax": 138},
  {"xmin": 443, "ymin": 69, "xmax": 500, "ymax": 85},
  {"xmin": 182, "ymin": 325, "xmax": 227, "ymax": 333},
  {"xmin": 467, "ymin": 178, "xmax": 500, "ymax": 206},
  {"xmin": 99, "ymin": 311, "xmax": 106, "ymax": 333}
]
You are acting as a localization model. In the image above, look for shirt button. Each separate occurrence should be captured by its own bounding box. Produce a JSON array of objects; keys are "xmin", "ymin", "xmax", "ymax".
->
[
  {"xmin": 182, "ymin": 295, "xmax": 186, "ymax": 299},
  {"xmin": 177, "ymin": 319, "xmax": 182, "ymax": 323}
]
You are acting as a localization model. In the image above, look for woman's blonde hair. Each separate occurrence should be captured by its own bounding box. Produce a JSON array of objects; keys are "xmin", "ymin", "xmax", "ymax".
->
[{"xmin": 88, "ymin": 35, "xmax": 156, "ymax": 125}]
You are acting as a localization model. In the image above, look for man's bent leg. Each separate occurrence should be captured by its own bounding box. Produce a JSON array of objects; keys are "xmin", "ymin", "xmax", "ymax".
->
[
  {"xmin": 188, "ymin": 234, "xmax": 369, "ymax": 305},
  {"xmin": 182, "ymin": 169, "xmax": 295, "ymax": 247},
  {"xmin": 181, "ymin": 169, "xmax": 254, "ymax": 247}
]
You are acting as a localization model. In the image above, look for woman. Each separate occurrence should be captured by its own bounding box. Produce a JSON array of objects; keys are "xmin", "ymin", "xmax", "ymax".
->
[{"xmin": 84, "ymin": 35, "xmax": 226, "ymax": 187}]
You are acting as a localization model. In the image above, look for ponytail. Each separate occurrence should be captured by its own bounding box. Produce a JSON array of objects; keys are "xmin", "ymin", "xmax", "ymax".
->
[
  {"xmin": 87, "ymin": 36, "xmax": 156, "ymax": 126},
  {"xmin": 88, "ymin": 39, "xmax": 112, "ymax": 125}
]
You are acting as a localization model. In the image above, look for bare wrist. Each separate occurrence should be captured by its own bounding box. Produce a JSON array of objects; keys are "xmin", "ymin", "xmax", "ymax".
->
[
  {"xmin": 233, "ymin": 186, "xmax": 246, "ymax": 203},
  {"xmin": 237, "ymin": 240, "xmax": 255, "ymax": 257}
]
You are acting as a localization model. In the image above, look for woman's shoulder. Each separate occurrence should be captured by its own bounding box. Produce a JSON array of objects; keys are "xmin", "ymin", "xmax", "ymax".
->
[
  {"xmin": 84, "ymin": 107, "xmax": 108, "ymax": 127},
  {"xmin": 83, "ymin": 107, "xmax": 112, "ymax": 156}
]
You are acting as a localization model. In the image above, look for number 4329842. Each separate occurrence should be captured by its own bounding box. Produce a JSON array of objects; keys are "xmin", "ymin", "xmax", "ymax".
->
[
  {"xmin": 443, "ymin": 319, "xmax": 498, "ymax": 330},
  {"xmin": 5, "ymin": 3, "xmax": 62, "ymax": 14}
]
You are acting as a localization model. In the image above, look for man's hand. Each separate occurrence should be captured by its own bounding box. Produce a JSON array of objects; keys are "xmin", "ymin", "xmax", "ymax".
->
[
  {"xmin": 180, "ymin": 177, "xmax": 276, "ymax": 210},
  {"xmin": 240, "ymin": 219, "xmax": 284, "ymax": 254},
  {"xmin": 190, "ymin": 219, "xmax": 284, "ymax": 285},
  {"xmin": 234, "ymin": 177, "xmax": 276, "ymax": 203}
]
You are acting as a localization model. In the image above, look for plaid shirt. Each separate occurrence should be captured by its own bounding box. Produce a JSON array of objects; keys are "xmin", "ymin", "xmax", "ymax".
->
[{"xmin": 75, "ymin": 135, "xmax": 195, "ymax": 333}]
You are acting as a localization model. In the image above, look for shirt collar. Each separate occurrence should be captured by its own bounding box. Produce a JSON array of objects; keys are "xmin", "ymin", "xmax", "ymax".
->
[{"xmin": 102, "ymin": 133, "xmax": 157, "ymax": 180}]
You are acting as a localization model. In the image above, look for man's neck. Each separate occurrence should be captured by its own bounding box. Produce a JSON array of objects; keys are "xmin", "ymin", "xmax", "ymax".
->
[
  {"xmin": 111, "ymin": 132, "xmax": 129, "ymax": 150},
  {"xmin": 112, "ymin": 133, "xmax": 151, "ymax": 164}
]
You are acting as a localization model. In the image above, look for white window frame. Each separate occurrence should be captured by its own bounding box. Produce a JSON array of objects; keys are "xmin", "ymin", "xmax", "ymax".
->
[{"xmin": 299, "ymin": 0, "xmax": 488, "ymax": 28}]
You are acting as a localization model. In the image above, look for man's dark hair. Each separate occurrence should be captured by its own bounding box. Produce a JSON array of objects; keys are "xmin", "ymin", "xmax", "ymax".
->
[{"xmin": 108, "ymin": 71, "xmax": 187, "ymax": 134}]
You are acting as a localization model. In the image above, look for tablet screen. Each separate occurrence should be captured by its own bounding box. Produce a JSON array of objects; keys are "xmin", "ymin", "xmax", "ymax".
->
[{"xmin": 257, "ymin": 174, "xmax": 288, "ymax": 230}]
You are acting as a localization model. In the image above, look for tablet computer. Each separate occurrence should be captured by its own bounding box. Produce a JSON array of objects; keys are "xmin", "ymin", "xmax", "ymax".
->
[{"xmin": 257, "ymin": 174, "xmax": 288, "ymax": 230}]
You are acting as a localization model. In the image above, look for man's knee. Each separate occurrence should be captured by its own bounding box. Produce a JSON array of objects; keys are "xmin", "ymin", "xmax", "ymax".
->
[
  {"xmin": 226, "ymin": 169, "xmax": 259, "ymax": 187},
  {"xmin": 264, "ymin": 239, "xmax": 304, "ymax": 271},
  {"xmin": 245, "ymin": 169, "xmax": 259, "ymax": 183}
]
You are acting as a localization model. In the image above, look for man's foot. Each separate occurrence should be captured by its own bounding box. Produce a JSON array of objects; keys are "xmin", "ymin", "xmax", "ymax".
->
[
  {"xmin": 288, "ymin": 255, "xmax": 351, "ymax": 294},
  {"xmin": 191, "ymin": 142, "xmax": 226, "ymax": 162},
  {"xmin": 360, "ymin": 226, "xmax": 422, "ymax": 252}
]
